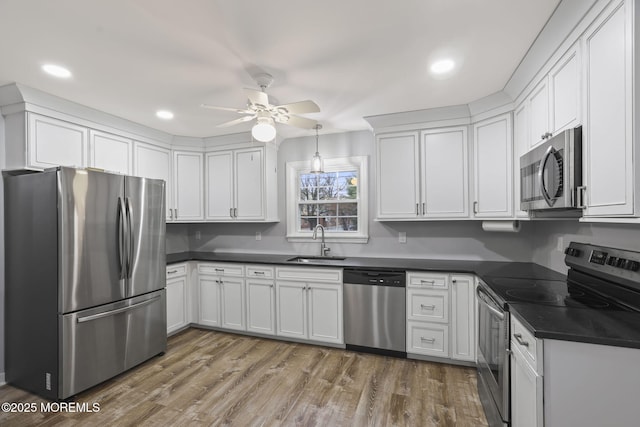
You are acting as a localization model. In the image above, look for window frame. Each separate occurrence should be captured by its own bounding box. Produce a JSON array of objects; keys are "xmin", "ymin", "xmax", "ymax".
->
[{"xmin": 286, "ymin": 156, "xmax": 369, "ymax": 243}]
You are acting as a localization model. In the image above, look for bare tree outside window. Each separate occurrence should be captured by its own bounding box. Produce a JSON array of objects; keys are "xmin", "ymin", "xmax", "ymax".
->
[{"xmin": 298, "ymin": 171, "xmax": 358, "ymax": 232}]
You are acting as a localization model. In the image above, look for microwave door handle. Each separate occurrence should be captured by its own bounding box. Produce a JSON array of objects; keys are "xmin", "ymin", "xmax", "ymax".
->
[{"xmin": 538, "ymin": 145, "xmax": 556, "ymax": 207}]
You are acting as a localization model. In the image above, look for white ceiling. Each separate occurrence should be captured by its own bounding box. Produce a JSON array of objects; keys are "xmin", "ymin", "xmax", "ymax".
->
[{"xmin": 0, "ymin": 0, "xmax": 560, "ymax": 139}]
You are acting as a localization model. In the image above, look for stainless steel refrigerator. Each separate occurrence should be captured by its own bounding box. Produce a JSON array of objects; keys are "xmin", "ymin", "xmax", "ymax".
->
[{"xmin": 4, "ymin": 167, "xmax": 166, "ymax": 400}]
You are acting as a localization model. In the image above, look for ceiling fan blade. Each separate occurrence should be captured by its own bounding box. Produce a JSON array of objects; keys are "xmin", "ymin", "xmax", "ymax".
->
[
  {"xmin": 201, "ymin": 104, "xmax": 251, "ymax": 114},
  {"xmin": 217, "ymin": 115, "xmax": 256, "ymax": 128},
  {"xmin": 244, "ymin": 88, "xmax": 269, "ymax": 107},
  {"xmin": 276, "ymin": 114, "xmax": 318, "ymax": 129},
  {"xmin": 274, "ymin": 100, "xmax": 320, "ymax": 115}
]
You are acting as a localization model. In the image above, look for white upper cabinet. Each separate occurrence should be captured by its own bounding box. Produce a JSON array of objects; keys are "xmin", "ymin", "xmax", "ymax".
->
[
  {"xmin": 376, "ymin": 128, "xmax": 468, "ymax": 220},
  {"xmin": 472, "ymin": 114, "xmax": 513, "ymax": 218},
  {"xmin": 421, "ymin": 127, "xmax": 469, "ymax": 218},
  {"xmin": 27, "ymin": 113, "xmax": 88, "ymax": 169},
  {"xmin": 206, "ymin": 151, "xmax": 234, "ymax": 220},
  {"xmin": 173, "ymin": 150, "xmax": 204, "ymax": 221},
  {"xmin": 528, "ymin": 80, "xmax": 550, "ymax": 148},
  {"xmin": 376, "ymin": 131, "xmax": 420, "ymax": 219},
  {"xmin": 513, "ymin": 103, "xmax": 530, "ymax": 219},
  {"xmin": 206, "ymin": 145, "xmax": 278, "ymax": 222},
  {"xmin": 133, "ymin": 142, "xmax": 172, "ymax": 221},
  {"xmin": 549, "ymin": 43, "xmax": 581, "ymax": 135},
  {"xmin": 519, "ymin": 42, "xmax": 582, "ymax": 150},
  {"xmin": 89, "ymin": 130, "xmax": 132, "ymax": 175},
  {"xmin": 235, "ymin": 148, "xmax": 264, "ymax": 220},
  {"xmin": 582, "ymin": 0, "xmax": 635, "ymax": 217}
]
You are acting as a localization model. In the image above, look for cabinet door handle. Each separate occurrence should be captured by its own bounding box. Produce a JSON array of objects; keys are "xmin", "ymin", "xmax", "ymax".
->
[
  {"xmin": 416, "ymin": 203, "xmax": 419, "ymax": 216},
  {"xmin": 514, "ymin": 333, "xmax": 529, "ymax": 347},
  {"xmin": 169, "ymin": 208, "xmax": 173, "ymax": 220},
  {"xmin": 473, "ymin": 201, "xmax": 478, "ymax": 214},
  {"xmin": 229, "ymin": 208, "xmax": 233, "ymax": 218},
  {"xmin": 422, "ymin": 202, "xmax": 426, "ymax": 215},
  {"xmin": 420, "ymin": 304, "xmax": 436, "ymax": 311},
  {"xmin": 233, "ymin": 207, "xmax": 238, "ymax": 217},
  {"xmin": 420, "ymin": 337, "xmax": 436, "ymax": 344}
]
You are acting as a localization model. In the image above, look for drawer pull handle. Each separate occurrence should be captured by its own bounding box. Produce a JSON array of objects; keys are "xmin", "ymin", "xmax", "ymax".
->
[
  {"xmin": 514, "ymin": 333, "xmax": 529, "ymax": 347},
  {"xmin": 420, "ymin": 304, "xmax": 436, "ymax": 311},
  {"xmin": 254, "ymin": 271, "xmax": 265, "ymax": 275},
  {"xmin": 420, "ymin": 337, "xmax": 436, "ymax": 344},
  {"xmin": 215, "ymin": 268, "xmax": 224, "ymax": 272},
  {"xmin": 420, "ymin": 280, "xmax": 435, "ymax": 285},
  {"xmin": 167, "ymin": 269, "xmax": 178, "ymax": 274}
]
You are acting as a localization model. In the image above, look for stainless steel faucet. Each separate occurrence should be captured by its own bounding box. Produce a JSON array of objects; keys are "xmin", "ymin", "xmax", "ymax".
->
[{"xmin": 312, "ymin": 224, "xmax": 331, "ymax": 257}]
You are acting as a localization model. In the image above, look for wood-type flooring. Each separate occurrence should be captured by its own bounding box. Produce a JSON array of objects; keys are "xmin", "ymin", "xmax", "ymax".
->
[{"xmin": 0, "ymin": 328, "xmax": 488, "ymax": 426}]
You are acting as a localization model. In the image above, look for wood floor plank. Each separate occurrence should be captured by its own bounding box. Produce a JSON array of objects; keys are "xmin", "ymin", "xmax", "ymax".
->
[{"xmin": 0, "ymin": 328, "xmax": 488, "ymax": 426}]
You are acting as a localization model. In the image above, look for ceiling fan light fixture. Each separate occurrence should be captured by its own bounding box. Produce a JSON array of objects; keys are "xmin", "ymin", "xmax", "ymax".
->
[
  {"xmin": 252, "ymin": 117, "xmax": 276, "ymax": 142},
  {"xmin": 310, "ymin": 124, "xmax": 324, "ymax": 174}
]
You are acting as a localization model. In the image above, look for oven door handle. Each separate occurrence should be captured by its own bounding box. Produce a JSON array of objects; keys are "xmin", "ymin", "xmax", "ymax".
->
[
  {"xmin": 476, "ymin": 286, "xmax": 505, "ymax": 320},
  {"xmin": 538, "ymin": 145, "xmax": 557, "ymax": 207}
]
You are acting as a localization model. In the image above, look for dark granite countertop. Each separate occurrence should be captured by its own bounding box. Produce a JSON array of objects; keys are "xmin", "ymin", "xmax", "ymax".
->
[
  {"xmin": 166, "ymin": 251, "xmax": 640, "ymax": 349},
  {"xmin": 166, "ymin": 251, "xmax": 561, "ymax": 278},
  {"xmin": 510, "ymin": 303, "xmax": 640, "ymax": 349}
]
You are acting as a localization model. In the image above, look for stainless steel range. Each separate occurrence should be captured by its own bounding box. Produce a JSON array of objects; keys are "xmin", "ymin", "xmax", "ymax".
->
[{"xmin": 476, "ymin": 242, "xmax": 640, "ymax": 427}]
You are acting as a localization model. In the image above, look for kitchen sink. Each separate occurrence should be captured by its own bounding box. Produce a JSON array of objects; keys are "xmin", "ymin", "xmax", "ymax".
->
[{"xmin": 286, "ymin": 256, "xmax": 347, "ymax": 263}]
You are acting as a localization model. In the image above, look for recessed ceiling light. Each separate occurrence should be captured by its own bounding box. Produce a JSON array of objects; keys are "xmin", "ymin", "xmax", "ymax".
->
[
  {"xmin": 42, "ymin": 64, "xmax": 72, "ymax": 78},
  {"xmin": 156, "ymin": 110, "xmax": 174, "ymax": 120},
  {"xmin": 430, "ymin": 59, "xmax": 456, "ymax": 75}
]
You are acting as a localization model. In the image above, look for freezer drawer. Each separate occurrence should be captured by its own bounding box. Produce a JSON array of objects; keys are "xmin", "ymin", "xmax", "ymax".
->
[{"xmin": 60, "ymin": 290, "xmax": 166, "ymax": 399}]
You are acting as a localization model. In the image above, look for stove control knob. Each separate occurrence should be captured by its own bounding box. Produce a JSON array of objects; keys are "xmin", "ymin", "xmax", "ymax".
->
[
  {"xmin": 616, "ymin": 258, "xmax": 627, "ymax": 268},
  {"xmin": 564, "ymin": 247, "xmax": 582, "ymax": 257},
  {"xmin": 624, "ymin": 260, "xmax": 640, "ymax": 271},
  {"xmin": 606, "ymin": 256, "xmax": 618, "ymax": 266}
]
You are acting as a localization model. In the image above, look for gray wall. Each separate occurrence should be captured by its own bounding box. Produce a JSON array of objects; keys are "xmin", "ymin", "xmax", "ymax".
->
[
  {"xmin": 166, "ymin": 223, "xmax": 190, "ymax": 253},
  {"xmin": 190, "ymin": 130, "xmax": 536, "ymax": 262},
  {"xmin": 0, "ymin": 113, "xmax": 5, "ymax": 378},
  {"xmin": 532, "ymin": 221, "xmax": 640, "ymax": 273}
]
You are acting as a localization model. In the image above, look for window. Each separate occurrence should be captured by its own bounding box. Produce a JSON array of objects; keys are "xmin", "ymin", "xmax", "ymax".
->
[{"xmin": 286, "ymin": 156, "xmax": 368, "ymax": 243}]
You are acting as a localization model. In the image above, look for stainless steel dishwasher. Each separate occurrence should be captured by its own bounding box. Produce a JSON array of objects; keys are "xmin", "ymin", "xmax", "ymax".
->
[{"xmin": 343, "ymin": 268, "xmax": 406, "ymax": 357}]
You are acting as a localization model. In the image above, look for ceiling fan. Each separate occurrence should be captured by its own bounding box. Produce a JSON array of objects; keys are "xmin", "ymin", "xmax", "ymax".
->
[{"xmin": 201, "ymin": 73, "xmax": 320, "ymax": 142}]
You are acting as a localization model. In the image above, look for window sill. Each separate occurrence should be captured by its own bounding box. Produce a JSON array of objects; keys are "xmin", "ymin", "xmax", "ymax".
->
[{"xmin": 286, "ymin": 235, "xmax": 369, "ymax": 244}]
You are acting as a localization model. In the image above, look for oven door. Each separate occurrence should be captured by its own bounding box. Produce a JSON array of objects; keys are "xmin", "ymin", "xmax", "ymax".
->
[{"xmin": 476, "ymin": 285, "xmax": 510, "ymax": 426}]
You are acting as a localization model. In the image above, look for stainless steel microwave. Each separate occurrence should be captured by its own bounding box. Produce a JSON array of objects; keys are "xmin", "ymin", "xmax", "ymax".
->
[{"xmin": 520, "ymin": 127, "xmax": 582, "ymax": 212}]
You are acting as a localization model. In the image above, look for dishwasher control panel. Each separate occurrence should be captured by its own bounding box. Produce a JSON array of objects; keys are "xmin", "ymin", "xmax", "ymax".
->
[{"xmin": 343, "ymin": 268, "xmax": 406, "ymax": 287}]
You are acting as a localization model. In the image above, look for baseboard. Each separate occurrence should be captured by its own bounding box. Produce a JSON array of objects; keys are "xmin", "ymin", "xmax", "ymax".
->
[{"xmin": 0, "ymin": 372, "xmax": 5, "ymax": 386}]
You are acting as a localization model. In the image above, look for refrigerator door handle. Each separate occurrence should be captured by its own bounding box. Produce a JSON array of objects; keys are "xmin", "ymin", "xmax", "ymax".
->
[
  {"xmin": 125, "ymin": 198, "xmax": 134, "ymax": 282},
  {"xmin": 76, "ymin": 294, "xmax": 161, "ymax": 323},
  {"xmin": 117, "ymin": 197, "xmax": 127, "ymax": 280}
]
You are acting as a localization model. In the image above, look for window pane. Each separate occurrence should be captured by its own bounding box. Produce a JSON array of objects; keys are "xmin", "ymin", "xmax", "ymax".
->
[
  {"xmin": 337, "ymin": 203, "xmax": 358, "ymax": 216},
  {"xmin": 318, "ymin": 203, "xmax": 337, "ymax": 216},
  {"xmin": 298, "ymin": 204, "xmax": 317, "ymax": 216},
  {"xmin": 300, "ymin": 217, "xmax": 317, "ymax": 230},
  {"xmin": 338, "ymin": 217, "xmax": 358, "ymax": 231}
]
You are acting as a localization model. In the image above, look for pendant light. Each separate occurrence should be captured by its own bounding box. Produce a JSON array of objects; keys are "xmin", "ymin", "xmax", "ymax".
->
[{"xmin": 310, "ymin": 124, "xmax": 324, "ymax": 173}]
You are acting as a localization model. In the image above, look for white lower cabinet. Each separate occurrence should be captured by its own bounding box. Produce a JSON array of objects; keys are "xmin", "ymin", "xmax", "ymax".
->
[
  {"xmin": 450, "ymin": 275, "xmax": 476, "ymax": 362},
  {"xmin": 245, "ymin": 265, "xmax": 276, "ymax": 335},
  {"xmin": 406, "ymin": 272, "xmax": 476, "ymax": 362},
  {"xmin": 510, "ymin": 315, "xmax": 544, "ymax": 427},
  {"xmin": 275, "ymin": 267, "xmax": 343, "ymax": 345},
  {"xmin": 197, "ymin": 263, "xmax": 245, "ymax": 330},
  {"xmin": 166, "ymin": 263, "xmax": 189, "ymax": 335}
]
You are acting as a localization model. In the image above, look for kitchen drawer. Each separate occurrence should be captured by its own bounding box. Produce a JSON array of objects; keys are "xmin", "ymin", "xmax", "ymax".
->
[
  {"xmin": 407, "ymin": 321, "xmax": 449, "ymax": 358},
  {"xmin": 246, "ymin": 265, "xmax": 275, "ymax": 279},
  {"xmin": 407, "ymin": 289, "xmax": 449, "ymax": 323},
  {"xmin": 198, "ymin": 263, "xmax": 244, "ymax": 277},
  {"xmin": 166, "ymin": 263, "xmax": 187, "ymax": 279},
  {"xmin": 407, "ymin": 272, "xmax": 449, "ymax": 289},
  {"xmin": 511, "ymin": 314, "xmax": 543, "ymax": 374},
  {"xmin": 276, "ymin": 267, "xmax": 342, "ymax": 283}
]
